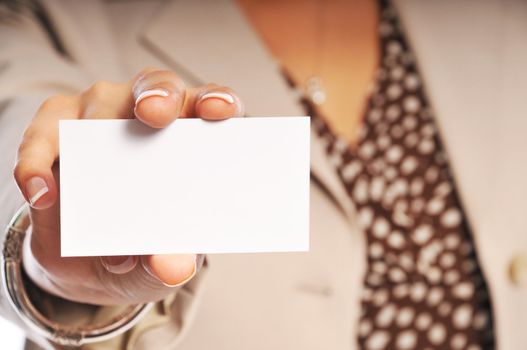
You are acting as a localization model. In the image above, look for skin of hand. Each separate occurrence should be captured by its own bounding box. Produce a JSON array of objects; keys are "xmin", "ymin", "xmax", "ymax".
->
[{"xmin": 12, "ymin": 68, "xmax": 245, "ymax": 306}]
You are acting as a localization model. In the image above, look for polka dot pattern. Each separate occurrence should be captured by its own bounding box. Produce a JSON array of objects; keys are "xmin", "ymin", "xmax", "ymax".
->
[{"xmin": 307, "ymin": 1, "xmax": 494, "ymax": 349}]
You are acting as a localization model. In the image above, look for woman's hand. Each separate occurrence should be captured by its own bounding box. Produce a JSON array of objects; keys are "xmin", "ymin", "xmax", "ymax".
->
[{"xmin": 12, "ymin": 69, "xmax": 244, "ymax": 305}]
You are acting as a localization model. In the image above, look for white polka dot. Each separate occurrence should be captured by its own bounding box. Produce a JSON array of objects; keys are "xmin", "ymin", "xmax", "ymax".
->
[
  {"xmin": 412, "ymin": 225, "xmax": 433, "ymax": 244},
  {"xmin": 393, "ymin": 202, "xmax": 413, "ymax": 227},
  {"xmin": 403, "ymin": 96, "xmax": 421, "ymax": 113},
  {"xmin": 396, "ymin": 330, "xmax": 417, "ymax": 350},
  {"xmin": 420, "ymin": 239, "xmax": 444, "ymax": 265},
  {"xmin": 359, "ymin": 141, "xmax": 376, "ymax": 159},
  {"xmin": 367, "ymin": 273, "xmax": 383, "ymax": 286},
  {"xmin": 376, "ymin": 303, "xmax": 397, "ymax": 327},
  {"xmin": 444, "ymin": 233, "xmax": 461, "ymax": 249},
  {"xmin": 353, "ymin": 178, "xmax": 369, "ymax": 203},
  {"xmin": 428, "ymin": 323, "xmax": 446, "ymax": 345},
  {"xmin": 410, "ymin": 178, "xmax": 425, "ymax": 196},
  {"xmin": 401, "ymin": 156, "xmax": 418, "ymax": 174},
  {"xmin": 416, "ymin": 312, "xmax": 432, "ymax": 330},
  {"xmin": 427, "ymin": 287, "xmax": 444, "ymax": 306},
  {"xmin": 383, "ymin": 166, "xmax": 398, "ymax": 181},
  {"xmin": 427, "ymin": 266, "xmax": 442, "ymax": 284},
  {"xmin": 358, "ymin": 125, "xmax": 370, "ymax": 142},
  {"xmin": 328, "ymin": 152, "xmax": 343, "ymax": 167},
  {"xmin": 372, "ymin": 261, "xmax": 388, "ymax": 274},
  {"xmin": 373, "ymin": 289, "xmax": 389, "ymax": 306},
  {"xmin": 473, "ymin": 311, "xmax": 489, "ymax": 330},
  {"xmin": 377, "ymin": 134, "xmax": 391, "ymax": 149},
  {"xmin": 359, "ymin": 319, "xmax": 373, "ymax": 337},
  {"xmin": 358, "ymin": 208, "xmax": 374, "ymax": 229},
  {"xmin": 373, "ymin": 217, "xmax": 390, "ymax": 239},
  {"xmin": 342, "ymin": 161, "xmax": 363, "ymax": 181},
  {"xmin": 370, "ymin": 177, "xmax": 386, "ymax": 201},
  {"xmin": 386, "ymin": 145, "xmax": 404, "ymax": 163},
  {"xmin": 387, "ymin": 231, "xmax": 406, "ymax": 249},
  {"xmin": 387, "ymin": 41, "xmax": 403, "ymax": 55},
  {"xmin": 404, "ymin": 74, "xmax": 420, "ymax": 90},
  {"xmin": 426, "ymin": 197, "xmax": 445, "ymax": 215},
  {"xmin": 421, "ymin": 123, "xmax": 435, "ymax": 136},
  {"xmin": 425, "ymin": 166, "xmax": 440, "ymax": 183},
  {"xmin": 418, "ymin": 138, "xmax": 435, "ymax": 154},
  {"xmin": 371, "ymin": 158, "xmax": 387, "ymax": 173},
  {"xmin": 410, "ymin": 282, "xmax": 427, "ymax": 302},
  {"xmin": 402, "ymin": 115, "xmax": 418, "ymax": 131},
  {"xmin": 467, "ymin": 345, "xmax": 483, "ymax": 350},
  {"xmin": 386, "ymin": 104, "xmax": 401, "ymax": 121},
  {"xmin": 453, "ymin": 304, "xmax": 473, "ymax": 329},
  {"xmin": 444, "ymin": 270, "xmax": 461, "ymax": 285},
  {"xmin": 396, "ymin": 307, "xmax": 415, "ymax": 327},
  {"xmin": 404, "ymin": 132, "xmax": 419, "ymax": 148},
  {"xmin": 390, "ymin": 66, "xmax": 405, "ymax": 81},
  {"xmin": 369, "ymin": 243, "xmax": 384, "ymax": 259},
  {"xmin": 435, "ymin": 182, "xmax": 452, "ymax": 197},
  {"xmin": 365, "ymin": 331, "xmax": 390, "ymax": 350},
  {"xmin": 387, "ymin": 84, "xmax": 403, "ymax": 100},
  {"xmin": 441, "ymin": 208, "xmax": 462, "ymax": 228},
  {"xmin": 368, "ymin": 108, "xmax": 383, "ymax": 123},
  {"xmin": 453, "ymin": 282, "xmax": 475, "ymax": 299},
  {"xmin": 393, "ymin": 284, "xmax": 410, "ymax": 299},
  {"xmin": 440, "ymin": 252, "xmax": 456, "ymax": 268},
  {"xmin": 388, "ymin": 267, "xmax": 406, "ymax": 283},
  {"xmin": 333, "ymin": 137, "xmax": 348, "ymax": 152},
  {"xmin": 399, "ymin": 252, "xmax": 414, "ymax": 270},
  {"xmin": 451, "ymin": 333, "xmax": 467, "ymax": 349}
]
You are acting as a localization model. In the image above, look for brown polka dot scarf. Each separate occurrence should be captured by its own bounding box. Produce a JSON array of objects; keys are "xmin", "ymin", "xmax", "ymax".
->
[{"xmin": 307, "ymin": 1, "xmax": 495, "ymax": 349}]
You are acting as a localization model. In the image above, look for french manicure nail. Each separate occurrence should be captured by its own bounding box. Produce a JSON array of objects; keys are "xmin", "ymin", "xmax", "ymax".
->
[
  {"xmin": 142, "ymin": 257, "xmax": 197, "ymax": 288},
  {"xmin": 101, "ymin": 256, "xmax": 137, "ymax": 274},
  {"xmin": 135, "ymin": 89, "xmax": 169, "ymax": 105},
  {"xmin": 199, "ymin": 92, "xmax": 235, "ymax": 104},
  {"xmin": 26, "ymin": 177, "xmax": 49, "ymax": 206}
]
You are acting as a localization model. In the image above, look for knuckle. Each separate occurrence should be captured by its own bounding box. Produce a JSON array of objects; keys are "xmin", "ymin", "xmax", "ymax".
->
[{"xmin": 84, "ymin": 80, "xmax": 116, "ymax": 99}]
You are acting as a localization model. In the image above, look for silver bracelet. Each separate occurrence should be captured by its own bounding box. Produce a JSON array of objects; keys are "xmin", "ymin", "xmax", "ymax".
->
[{"xmin": 1, "ymin": 204, "xmax": 154, "ymax": 347}]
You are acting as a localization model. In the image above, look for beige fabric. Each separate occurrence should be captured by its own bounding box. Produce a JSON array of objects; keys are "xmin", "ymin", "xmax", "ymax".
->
[{"xmin": 0, "ymin": 0, "xmax": 525, "ymax": 349}]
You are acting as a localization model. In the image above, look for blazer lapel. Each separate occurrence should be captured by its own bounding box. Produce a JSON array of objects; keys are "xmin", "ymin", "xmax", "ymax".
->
[{"xmin": 41, "ymin": 0, "xmax": 125, "ymax": 81}]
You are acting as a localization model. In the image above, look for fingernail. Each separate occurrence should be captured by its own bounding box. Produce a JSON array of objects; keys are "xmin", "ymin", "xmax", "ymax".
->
[
  {"xmin": 141, "ymin": 256, "xmax": 197, "ymax": 288},
  {"xmin": 100, "ymin": 256, "xmax": 137, "ymax": 274},
  {"xmin": 199, "ymin": 92, "xmax": 234, "ymax": 104},
  {"xmin": 135, "ymin": 89, "xmax": 169, "ymax": 105},
  {"xmin": 26, "ymin": 177, "xmax": 49, "ymax": 206}
]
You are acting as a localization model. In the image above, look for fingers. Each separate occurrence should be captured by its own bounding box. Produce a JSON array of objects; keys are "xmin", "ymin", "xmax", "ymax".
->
[
  {"xmin": 97, "ymin": 253, "xmax": 197, "ymax": 304},
  {"xmin": 133, "ymin": 70, "xmax": 244, "ymax": 127},
  {"xmin": 14, "ymin": 95, "xmax": 79, "ymax": 209},
  {"xmin": 100, "ymin": 256, "xmax": 138, "ymax": 274},
  {"xmin": 100, "ymin": 254, "xmax": 195, "ymax": 285},
  {"xmin": 141, "ymin": 254, "xmax": 197, "ymax": 287},
  {"xmin": 132, "ymin": 69, "xmax": 188, "ymax": 128},
  {"xmin": 194, "ymin": 85, "xmax": 245, "ymax": 120}
]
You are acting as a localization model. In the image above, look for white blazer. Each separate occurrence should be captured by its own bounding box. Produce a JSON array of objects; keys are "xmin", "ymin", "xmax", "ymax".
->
[{"xmin": 0, "ymin": 1, "xmax": 526, "ymax": 349}]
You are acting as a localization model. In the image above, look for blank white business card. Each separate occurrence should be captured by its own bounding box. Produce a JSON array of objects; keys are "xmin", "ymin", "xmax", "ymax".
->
[{"xmin": 59, "ymin": 117, "xmax": 310, "ymax": 257}]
